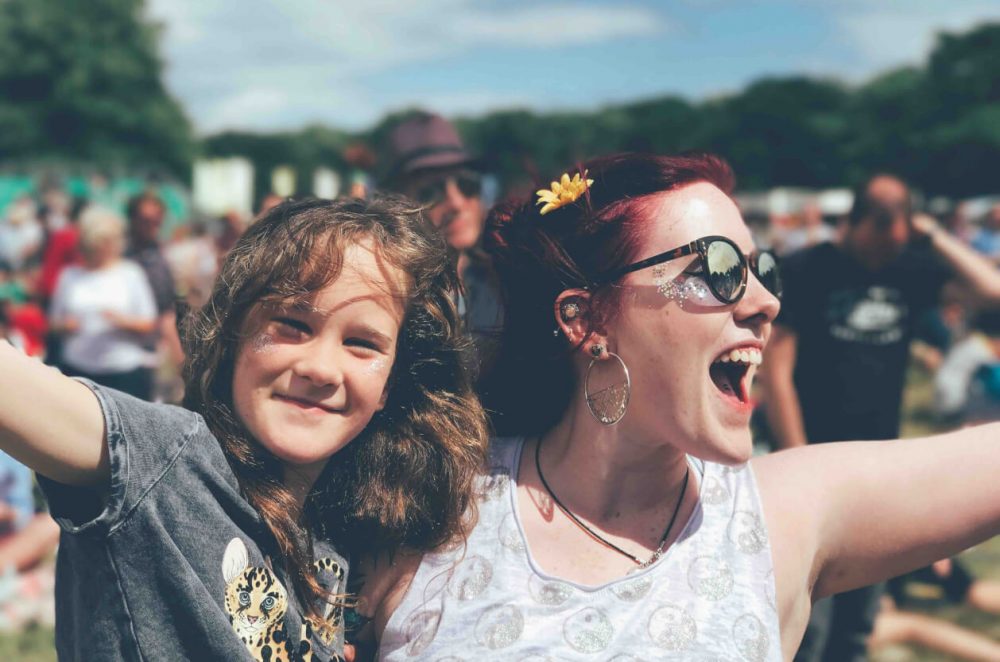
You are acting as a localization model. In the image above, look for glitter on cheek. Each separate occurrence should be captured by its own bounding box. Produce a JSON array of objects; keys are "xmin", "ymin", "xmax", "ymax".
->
[
  {"xmin": 250, "ymin": 332, "xmax": 276, "ymax": 354},
  {"xmin": 682, "ymin": 278, "xmax": 711, "ymax": 302},
  {"xmin": 363, "ymin": 357, "xmax": 390, "ymax": 375},
  {"xmin": 654, "ymin": 273, "xmax": 728, "ymax": 309}
]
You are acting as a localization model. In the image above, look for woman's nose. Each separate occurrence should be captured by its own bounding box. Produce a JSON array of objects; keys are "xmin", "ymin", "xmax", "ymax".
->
[{"xmin": 737, "ymin": 272, "xmax": 780, "ymax": 325}]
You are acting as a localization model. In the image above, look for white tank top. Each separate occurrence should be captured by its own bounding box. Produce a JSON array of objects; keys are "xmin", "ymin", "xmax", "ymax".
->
[{"xmin": 379, "ymin": 437, "xmax": 781, "ymax": 661}]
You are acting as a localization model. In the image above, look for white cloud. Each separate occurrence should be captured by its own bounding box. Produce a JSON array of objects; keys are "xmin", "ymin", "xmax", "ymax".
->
[
  {"xmin": 831, "ymin": 1, "xmax": 998, "ymax": 74},
  {"xmin": 145, "ymin": 0, "xmax": 667, "ymax": 132},
  {"xmin": 451, "ymin": 5, "xmax": 662, "ymax": 46}
]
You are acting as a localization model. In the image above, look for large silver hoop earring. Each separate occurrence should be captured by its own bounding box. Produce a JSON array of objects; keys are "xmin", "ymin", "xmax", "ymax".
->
[{"xmin": 585, "ymin": 351, "xmax": 631, "ymax": 425}]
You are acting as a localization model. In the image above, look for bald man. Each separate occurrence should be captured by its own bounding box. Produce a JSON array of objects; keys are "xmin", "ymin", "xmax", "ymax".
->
[{"xmin": 762, "ymin": 174, "xmax": 1000, "ymax": 661}]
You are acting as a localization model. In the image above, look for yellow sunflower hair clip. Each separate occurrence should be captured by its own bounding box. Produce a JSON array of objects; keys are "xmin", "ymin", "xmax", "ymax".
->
[{"xmin": 536, "ymin": 170, "xmax": 594, "ymax": 215}]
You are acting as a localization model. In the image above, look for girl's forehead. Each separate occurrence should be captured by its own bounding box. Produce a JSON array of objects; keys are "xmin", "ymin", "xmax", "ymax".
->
[
  {"xmin": 641, "ymin": 183, "xmax": 753, "ymax": 254},
  {"xmin": 250, "ymin": 244, "xmax": 409, "ymax": 323},
  {"xmin": 309, "ymin": 246, "xmax": 409, "ymax": 319}
]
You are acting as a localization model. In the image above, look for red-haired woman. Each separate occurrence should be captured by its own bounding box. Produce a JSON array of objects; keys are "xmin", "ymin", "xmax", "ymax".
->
[{"xmin": 362, "ymin": 153, "xmax": 1000, "ymax": 661}]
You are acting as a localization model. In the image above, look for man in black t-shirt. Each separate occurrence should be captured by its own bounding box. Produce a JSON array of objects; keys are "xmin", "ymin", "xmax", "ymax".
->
[
  {"xmin": 763, "ymin": 174, "xmax": 1000, "ymax": 662},
  {"xmin": 776, "ymin": 240, "xmax": 949, "ymax": 442}
]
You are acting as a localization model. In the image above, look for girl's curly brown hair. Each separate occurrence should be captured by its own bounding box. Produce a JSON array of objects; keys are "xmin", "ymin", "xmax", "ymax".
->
[{"xmin": 181, "ymin": 195, "xmax": 488, "ymax": 624}]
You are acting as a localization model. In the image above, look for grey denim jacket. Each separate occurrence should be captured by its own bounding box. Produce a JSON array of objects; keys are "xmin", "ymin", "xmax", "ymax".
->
[{"xmin": 39, "ymin": 382, "xmax": 347, "ymax": 661}]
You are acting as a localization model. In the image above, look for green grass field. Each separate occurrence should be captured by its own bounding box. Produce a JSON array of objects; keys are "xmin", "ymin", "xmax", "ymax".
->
[{"xmin": 2, "ymin": 366, "xmax": 996, "ymax": 661}]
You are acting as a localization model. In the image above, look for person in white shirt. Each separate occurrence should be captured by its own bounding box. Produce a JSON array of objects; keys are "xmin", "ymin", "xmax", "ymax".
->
[{"xmin": 48, "ymin": 207, "xmax": 157, "ymax": 399}]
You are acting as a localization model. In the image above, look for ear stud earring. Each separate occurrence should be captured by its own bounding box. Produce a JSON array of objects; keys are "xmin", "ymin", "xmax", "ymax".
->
[{"xmin": 560, "ymin": 302, "xmax": 580, "ymax": 321}]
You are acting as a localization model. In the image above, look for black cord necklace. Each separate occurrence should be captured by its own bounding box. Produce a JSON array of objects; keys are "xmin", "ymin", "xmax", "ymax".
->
[{"xmin": 534, "ymin": 438, "xmax": 690, "ymax": 569}]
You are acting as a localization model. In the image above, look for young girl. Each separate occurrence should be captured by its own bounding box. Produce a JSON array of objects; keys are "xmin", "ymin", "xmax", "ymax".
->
[{"xmin": 0, "ymin": 196, "xmax": 488, "ymax": 660}]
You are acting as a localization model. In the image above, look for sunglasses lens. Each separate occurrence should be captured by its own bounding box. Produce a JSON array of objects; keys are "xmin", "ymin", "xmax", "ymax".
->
[
  {"xmin": 756, "ymin": 251, "xmax": 782, "ymax": 297},
  {"xmin": 456, "ymin": 174, "xmax": 482, "ymax": 198},
  {"xmin": 412, "ymin": 173, "xmax": 481, "ymax": 204},
  {"xmin": 706, "ymin": 240, "xmax": 744, "ymax": 302},
  {"xmin": 414, "ymin": 183, "xmax": 444, "ymax": 205}
]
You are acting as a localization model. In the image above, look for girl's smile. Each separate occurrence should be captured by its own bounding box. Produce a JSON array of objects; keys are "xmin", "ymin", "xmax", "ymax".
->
[{"xmin": 272, "ymin": 393, "xmax": 342, "ymax": 414}]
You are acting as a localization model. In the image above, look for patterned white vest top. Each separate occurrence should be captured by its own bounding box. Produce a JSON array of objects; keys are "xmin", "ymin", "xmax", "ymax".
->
[{"xmin": 379, "ymin": 437, "xmax": 781, "ymax": 661}]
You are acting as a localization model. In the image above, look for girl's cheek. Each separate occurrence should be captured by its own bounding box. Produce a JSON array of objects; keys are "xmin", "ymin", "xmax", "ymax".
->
[
  {"xmin": 363, "ymin": 356, "xmax": 390, "ymax": 376},
  {"xmin": 251, "ymin": 332, "xmax": 276, "ymax": 354}
]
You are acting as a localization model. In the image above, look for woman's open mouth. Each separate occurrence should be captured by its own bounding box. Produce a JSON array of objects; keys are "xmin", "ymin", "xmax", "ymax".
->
[{"xmin": 709, "ymin": 347, "xmax": 761, "ymax": 406}]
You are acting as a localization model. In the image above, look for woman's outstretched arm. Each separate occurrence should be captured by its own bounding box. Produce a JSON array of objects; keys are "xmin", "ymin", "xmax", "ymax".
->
[
  {"xmin": 0, "ymin": 341, "xmax": 107, "ymax": 486},
  {"xmin": 756, "ymin": 424, "xmax": 1000, "ymax": 603}
]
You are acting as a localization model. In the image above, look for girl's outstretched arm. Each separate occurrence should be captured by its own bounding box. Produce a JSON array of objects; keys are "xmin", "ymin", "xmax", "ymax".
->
[
  {"xmin": 756, "ymin": 423, "xmax": 1000, "ymax": 605},
  {"xmin": 0, "ymin": 341, "xmax": 107, "ymax": 487}
]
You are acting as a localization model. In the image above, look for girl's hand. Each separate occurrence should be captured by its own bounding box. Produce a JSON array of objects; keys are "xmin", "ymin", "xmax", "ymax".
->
[{"xmin": 0, "ymin": 341, "xmax": 107, "ymax": 487}]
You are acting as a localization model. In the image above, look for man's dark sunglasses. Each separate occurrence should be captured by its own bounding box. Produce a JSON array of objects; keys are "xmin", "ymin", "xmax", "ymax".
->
[
  {"xmin": 593, "ymin": 235, "xmax": 782, "ymax": 304},
  {"xmin": 411, "ymin": 171, "xmax": 482, "ymax": 206}
]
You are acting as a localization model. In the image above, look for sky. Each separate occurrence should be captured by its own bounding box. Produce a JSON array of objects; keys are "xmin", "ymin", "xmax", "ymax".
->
[{"xmin": 145, "ymin": 0, "xmax": 999, "ymax": 135}]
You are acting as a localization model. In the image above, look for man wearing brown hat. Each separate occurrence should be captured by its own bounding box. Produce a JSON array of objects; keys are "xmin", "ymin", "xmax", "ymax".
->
[
  {"xmin": 380, "ymin": 112, "xmax": 502, "ymax": 371},
  {"xmin": 381, "ymin": 112, "xmax": 486, "ymax": 250}
]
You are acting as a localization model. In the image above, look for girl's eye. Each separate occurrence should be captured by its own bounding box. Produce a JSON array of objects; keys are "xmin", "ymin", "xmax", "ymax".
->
[
  {"xmin": 272, "ymin": 317, "xmax": 310, "ymax": 337},
  {"xmin": 346, "ymin": 338, "xmax": 382, "ymax": 353}
]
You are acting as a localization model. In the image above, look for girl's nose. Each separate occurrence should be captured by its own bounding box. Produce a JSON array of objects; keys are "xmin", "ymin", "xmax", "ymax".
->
[{"xmin": 293, "ymin": 342, "xmax": 344, "ymax": 388}]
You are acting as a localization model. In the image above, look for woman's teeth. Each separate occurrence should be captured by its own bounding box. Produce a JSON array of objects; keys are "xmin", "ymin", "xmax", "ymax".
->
[{"xmin": 714, "ymin": 348, "xmax": 762, "ymax": 365}]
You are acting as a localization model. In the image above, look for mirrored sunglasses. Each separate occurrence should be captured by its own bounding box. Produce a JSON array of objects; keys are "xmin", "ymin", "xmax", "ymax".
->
[{"xmin": 593, "ymin": 235, "xmax": 782, "ymax": 304}]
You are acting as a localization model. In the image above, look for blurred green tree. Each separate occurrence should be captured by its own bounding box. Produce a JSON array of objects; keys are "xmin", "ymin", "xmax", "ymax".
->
[
  {"xmin": 0, "ymin": 0, "xmax": 193, "ymax": 177},
  {"xmin": 697, "ymin": 77, "xmax": 851, "ymax": 190},
  {"xmin": 914, "ymin": 23, "xmax": 1000, "ymax": 195}
]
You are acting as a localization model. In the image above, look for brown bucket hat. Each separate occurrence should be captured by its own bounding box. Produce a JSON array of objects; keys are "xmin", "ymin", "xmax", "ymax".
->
[{"xmin": 382, "ymin": 113, "xmax": 479, "ymax": 184}]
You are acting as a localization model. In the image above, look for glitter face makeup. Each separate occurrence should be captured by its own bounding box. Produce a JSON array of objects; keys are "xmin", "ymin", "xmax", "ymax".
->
[
  {"xmin": 651, "ymin": 265, "xmax": 726, "ymax": 308},
  {"xmin": 251, "ymin": 332, "xmax": 276, "ymax": 354},
  {"xmin": 364, "ymin": 357, "xmax": 390, "ymax": 375}
]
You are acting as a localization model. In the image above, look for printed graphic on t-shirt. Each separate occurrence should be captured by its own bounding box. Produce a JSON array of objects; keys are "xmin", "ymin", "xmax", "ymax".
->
[
  {"xmin": 221, "ymin": 537, "xmax": 345, "ymax": 662},
  {"xmin": 827, "ymin": 286, "xmax": 909, "ymax": 345}
]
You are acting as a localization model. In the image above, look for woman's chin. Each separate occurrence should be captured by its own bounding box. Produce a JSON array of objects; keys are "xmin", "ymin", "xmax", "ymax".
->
[{"xmin": 693, "ymin": 428, "xmax": 754, "ymax": 466}]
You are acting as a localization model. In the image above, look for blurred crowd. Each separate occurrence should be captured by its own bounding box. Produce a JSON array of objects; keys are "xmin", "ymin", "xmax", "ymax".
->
[{"xmin": 2, "ymin": 113, "xmax": 1000, "ymax": 659}]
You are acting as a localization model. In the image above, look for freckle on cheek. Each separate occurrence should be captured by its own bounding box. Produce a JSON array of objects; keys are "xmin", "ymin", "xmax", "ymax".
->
[{"xmin": 251, "ymin": 333, "xmax": 275, "ymax": 354}]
